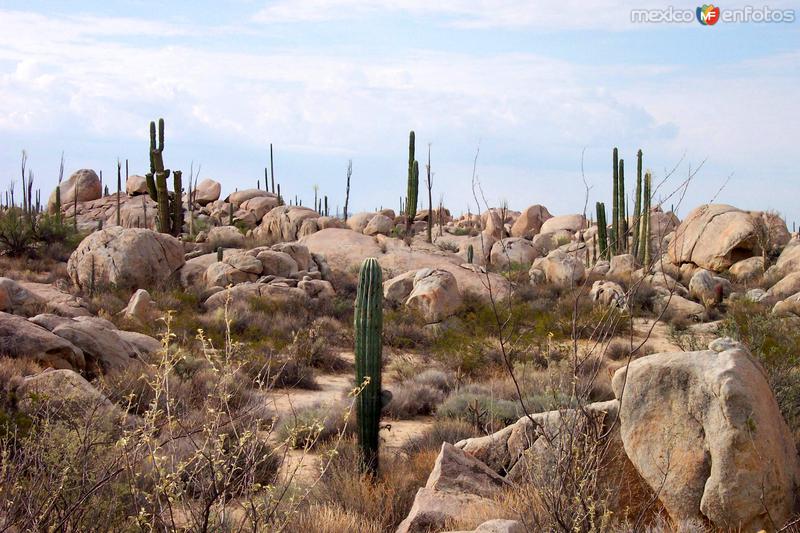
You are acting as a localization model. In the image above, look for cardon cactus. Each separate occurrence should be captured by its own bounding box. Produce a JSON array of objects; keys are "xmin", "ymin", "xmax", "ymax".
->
[
  {"xmin": 467, "ymin": 244, "xmax": 474, "ymax": 264},
  {"xmin": 146, "ymin": 118, "xmax": 183, "ymax": 236},
  {"xmin": 611, "ymin": 147, "xmax": 619, "ymax": 255},
  {"xmin": 631, "ymin": 149, "xmax": 643, "ymax": 259},
  {"xmin": 596, "ymin": 201, "xmax": 609, "ymax": 260},
  {"xmin": 354, "ymin": 257, "xmax": 383, "ymax": 474},
  {"xmin": 618, "ymin": 158, "xmax": 627, "ymax": 252},
  {"xmin": 639, "ymin": 171, "xmax": 652, "ymax": 268},
  {"xmin": 406, "ymin": 131, "xmax": 418, "ymax": 231}
]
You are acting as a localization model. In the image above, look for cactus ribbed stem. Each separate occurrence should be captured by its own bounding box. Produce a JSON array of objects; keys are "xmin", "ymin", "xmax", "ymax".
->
[
  {"xmin": 467, "ymin": 244, "xmax": 474, "ymax": 264},
  {"xmin": 406, "ymin": 131, "xmax": 418, "ymax": 232},
  {"xmin": 354, "ymin": 257, "xmax": 383, "ymax": 474},
  {"xmin": 596, "ymin": 202, "xmax": 609, "ymax": 260},
  {"xmin": 173, "ymin": 170, "xmax": 183, "ymax": 236},
  {"xmin": 217, "ymin": 247, "xmax": 223, "ymax": 262},
  {"xmin": 631, "ymin": 150, "xmax": 643, "ymax": 260},
  {"xmin": 55, "ymin": 185, "xmax": 62, "ymax": 226},
  {"xmin": 116, "ymin": 160, "xmax": 122, "ymax": 227},
  {"xmin": 618, "ymin": 158, "xmax": 626, "ymax": 253},
  {"xmin": 639, "ymin": 171, "xmax": 652, "ymax": 268},
  {"xmin": 611, "ymin": 147, "xmax": 619, "ymax": 255},
  {"xmin": 156, "ymin": 171, "xmax": 170, "ymax": 234}
]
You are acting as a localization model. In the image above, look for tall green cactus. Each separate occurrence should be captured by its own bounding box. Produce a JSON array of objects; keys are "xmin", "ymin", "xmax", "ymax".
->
[
  {"xmin": 618, "ymin": 158, "xmax": 626, "ymax": 253},
  {"xmin": 631, "ymin": 150, "xmax": 643, "ymax": 259},
  {"xmin": 467, "ymin": 244, "xmax": 474, "ymax": 264},
  {"xmin": 354, "ymin": 257, "xmax": 383, "ymax": 474},
  {"xmin": 638, "ymin": 171, "xmax": 652, "ymax": 268},
  {"xmin": 55, "ymin": 185, "xmax": 62, "ymax": 226},
  {"xmin": 146, "ymin": 118, "xmax": 183, "ymax": 236},
  {"xmin": 611, "ymin": 147, "xmax": 619, "ymax": 255},
  {"xmin": 406, "ymin": 131, "xmax": 418, "ymax": 232},
  {"xmin": 596, "ymin": 202, "xmax": 609, "ymax": 260},
  {"xmin": 173, "ymin": 170, "xmax": 183, "ymax": 233},
  {"xmin": 155, "ymin": 169, "xmax": 170, "ymax": 234}
]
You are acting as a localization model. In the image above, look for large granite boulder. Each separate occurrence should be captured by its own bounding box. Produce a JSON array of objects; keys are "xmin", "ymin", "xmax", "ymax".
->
[
  {"xmin": 668, "ymin": 204, "xmax": 769, "ymax": 272},
  {"xmin": 252, "ymin": 206, "xmax": 320, "ymax": 244},
  {"xmin": 301, "ymin": 229, "xmax": 512, "ymax": 301},
  {"xmin": 48, "ymin": 169, "xmax": 102, "ymax": 212},
  {"xmin": 29, "ymin": 314, "xmax": 144, "ymax": 376},
  {"xmin": 125, "ymin": 174, "xmax": 149, "ymax": 196},
  {"xmin": 612, "ymin": 338, "xmax": 800, "ymax": 531},
  {"xmin": 489, "ymin": 238, "xmax": 540, "ymax": 268},
  {"xmin": 194, "ymin": 178, "xmax": 221, "ymax": 206},
  {"xmin": 67, "ymin": 227, "xmax": 184, "ymax": 290},
  {"xmin": 406, "ymin": 269, "xmax": 462, "ymax": 324},
  {"xmin": 207, "ymin": 225, "xmax": 245, "ymax": 249},
  {"xmin": 0, "ymin": 277, "xmax": 44, "ymax": 316},
  {"xmin": 397, "ymin": 443, "xmax": 509, "ymax": 533},
  {"xmin": 530, "ymin": 249, "xmax": 586, "ymax": 289},
  {"xmin": 0, "ymin": 312, "xmax": 85, "ymax": 371},
  {"xmin": 509, "ymin": 204, "xmax": 552, "ymax": 238},
  {"xmin": 539, "ymin": 214, "xmax": 586, "ymax": 235}
]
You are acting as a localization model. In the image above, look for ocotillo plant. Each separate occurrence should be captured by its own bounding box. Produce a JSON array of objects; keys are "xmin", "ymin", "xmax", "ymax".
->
[
  {"xmin": 344, "ymin": 160, "xmax": 352, "ymax": 222},
  {"xmin": 467, "ymin": 244, "xmax": 474, "ymax": 264},
  {"xmin": 270, "ymin": 143, "xmax": 276, "ymax": 194},
  {"xmin": 595, "ymin": 202, "xmax": 609, "ymax": 260},
  {"xmin": 354, "ymin": 257, "xmax": 383, "ymax": 475},
  {"xmin": 405, "ymin": 131, "xmax": 418, "ymax": 232},
  {"xmin": 631, "ymin": 150, "xmax": 643, "ymax": 259},
  {"xmin": 611, "ymin": 147, "xmax": 619, "ymax": 255},
  {"xmin": 426, "ymin": 143, "xmax": 433, "ymax": 243},
  {"xmin": 55, "ymin": 152, "xmax": 64, "ymax": 226},
  {"xmin": 73, "ymin": 176, "xmax": 78, "ymax": 231}
]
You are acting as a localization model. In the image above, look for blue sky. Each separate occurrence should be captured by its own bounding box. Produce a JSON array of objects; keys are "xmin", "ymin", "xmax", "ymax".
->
[{"xmin": 0, "ymin": 1, "xmax": 798, "ymax": 223}]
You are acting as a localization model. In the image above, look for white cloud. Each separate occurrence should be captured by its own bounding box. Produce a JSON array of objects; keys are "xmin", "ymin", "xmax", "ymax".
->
[{"xmin": 0, "ymin": 7, "xmax": 796, "ymax": 219}]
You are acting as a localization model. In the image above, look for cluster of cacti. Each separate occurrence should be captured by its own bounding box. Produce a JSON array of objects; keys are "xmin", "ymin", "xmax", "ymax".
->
[
  {"xmin": 405, "ymin": 131, "xmax": 419, "ymax": 232},
  {"xmin": 602, "ymin": 147, "xmax": 650, "ymax": 264},
  {"xmin": 354, "ymin": 257, "xmax": 383, "ymax": 474},
  {"xmin": 145, "ymin": 118, "xmax": 184, "ymax": 236}
]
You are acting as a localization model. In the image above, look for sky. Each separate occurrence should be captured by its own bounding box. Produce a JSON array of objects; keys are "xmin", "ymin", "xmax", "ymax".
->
[{"xmin": 0, "ymin": 1, "xmax": 798, "ymax": 223}]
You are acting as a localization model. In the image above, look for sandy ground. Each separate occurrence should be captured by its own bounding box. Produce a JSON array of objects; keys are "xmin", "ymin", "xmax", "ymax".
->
[{"xmin": 269, "ymin": 351, "xmax": 435, "ymax": 485}]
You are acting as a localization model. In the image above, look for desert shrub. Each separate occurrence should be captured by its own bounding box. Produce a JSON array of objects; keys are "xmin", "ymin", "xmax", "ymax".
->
[
  {"xmin": 288, "ymin": 504, "xmax": 382, "ymax": 533},
  {"xmin": 298, "ymin": 436, "xmax": 438, "ymax": 531},
  {"xmin": 385, "ymin": 369, "xmax": 455, "ymax": 419},
  {"xmin": 437, "ymin": 384, "xmax": 522, "ymax": 432},
  {"xmin": 177, "ymin": 428, "xmax": 282, "ymax": 499},
  {"xmin": 384, "ymin": 307, "xmax": 431, "ymax": 350},
  {"xmin": 717, "ymin": 299, "xmax": 800, "ymax": 446},
  {"xmin": 0, "ymin": 208, "xmax": 82, "ymax": 258},
  {"xmin": 386, "ymin": 381, "xmax": 446, "ymax": 419},
  {"xmin": 286, "ymin": 320, "xmax": 349, "ymax": 372},
  {"xmin": 401, "ymin": 419, "xmax": 481, "ymax": 455},
  {"xmin": 277, "ymin": 400, "xmax": 354, "ymax": 449}
]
